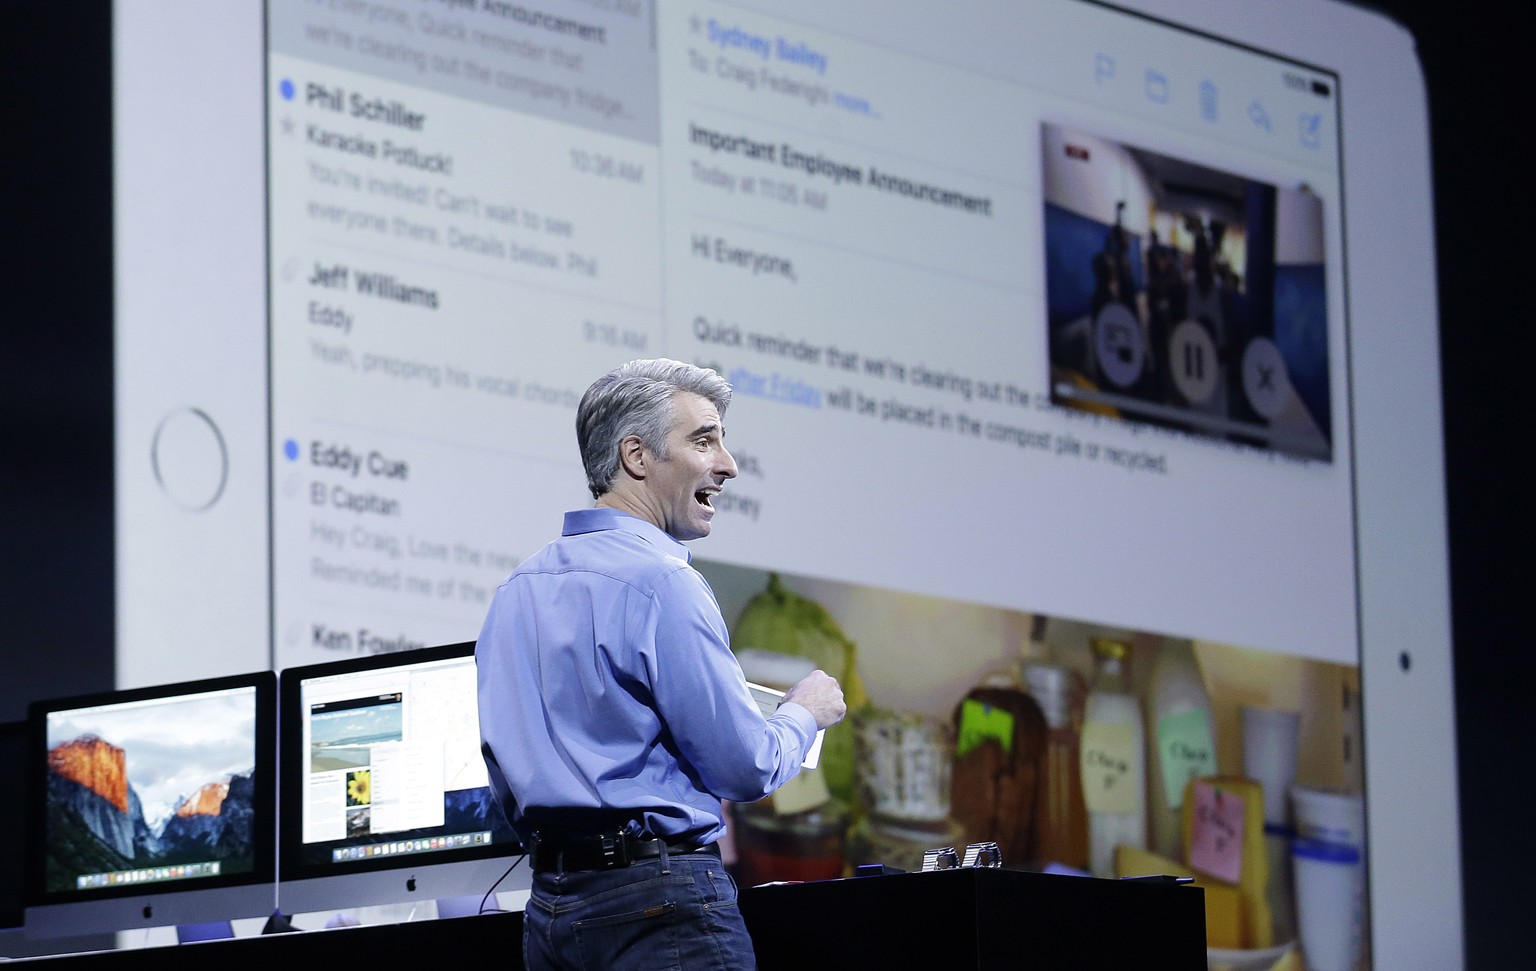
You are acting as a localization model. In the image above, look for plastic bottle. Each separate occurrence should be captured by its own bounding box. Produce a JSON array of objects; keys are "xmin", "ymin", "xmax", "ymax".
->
[
  {"xmin": 1147, "ymin": 638, "xmax": 1217, "ymax": 859},
  {"xmin": 1080, "ymin": 637, "xmax": 1145, "ymax": 877},
  {"xmin": 950, "ymin": 672, "xmax": 1048, "ymax": 867},
  {"xmin": 1018, "ymin": 621, "xmax": 1088, "ymax": 870}
]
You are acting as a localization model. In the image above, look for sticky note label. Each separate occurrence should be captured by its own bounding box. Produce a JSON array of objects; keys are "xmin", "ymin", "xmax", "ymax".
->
[
  {"xmin": 956, "ymin": 698, "xmax": 1014, "ymax": 759},
  {"xmin": 1080, "ymin": 722, "xmax": 1140, "ymax": 814},
  {"xmin": 1189, "ymin": 780, "xmax": 1245, "ymax": 883},
  {"xmin": 1157, "ymin": 708, "xmax": 1216, "ymax": 808}
]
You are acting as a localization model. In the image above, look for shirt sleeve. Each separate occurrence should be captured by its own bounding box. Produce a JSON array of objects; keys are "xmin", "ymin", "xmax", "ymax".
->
[{"xmin": 641, "ymin": 565, "xmax": 814, "ymax": 803}]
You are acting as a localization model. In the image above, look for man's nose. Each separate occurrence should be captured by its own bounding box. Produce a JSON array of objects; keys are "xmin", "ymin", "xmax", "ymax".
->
[{"xmin": 718, "ymin": 445, "xmax": 738, "ymax": 478}]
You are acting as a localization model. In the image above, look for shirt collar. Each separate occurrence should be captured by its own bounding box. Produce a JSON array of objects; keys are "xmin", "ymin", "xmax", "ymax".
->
[{"xmin": 562, "ymin": 507, "xmax": 692, "ymax": 563}]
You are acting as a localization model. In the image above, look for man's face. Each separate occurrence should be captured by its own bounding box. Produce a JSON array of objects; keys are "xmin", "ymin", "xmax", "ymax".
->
[{"xmin": 645, "ymin": 392, "xmax": 737, "ymax": 541}]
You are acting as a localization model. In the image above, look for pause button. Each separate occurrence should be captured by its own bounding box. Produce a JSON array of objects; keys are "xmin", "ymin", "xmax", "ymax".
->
[{"xmin": 1169, "ymin": 320, "xmax": 1219, "ymax": 405}]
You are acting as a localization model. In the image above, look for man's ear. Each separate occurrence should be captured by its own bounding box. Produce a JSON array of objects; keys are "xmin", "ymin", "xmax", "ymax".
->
[{"xmin": 617, "ymin": 434, "xmax": 648, "ymax": 480}]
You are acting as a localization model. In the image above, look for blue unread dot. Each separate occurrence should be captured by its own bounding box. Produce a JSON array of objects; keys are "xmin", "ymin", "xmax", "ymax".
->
[
  {"xmin": 283, "ymin": 439, "xmax": 299, "ymax": 461},
  {"xmin": 279, "ymin": 78, "xmax": 295, "ymax": 100}
]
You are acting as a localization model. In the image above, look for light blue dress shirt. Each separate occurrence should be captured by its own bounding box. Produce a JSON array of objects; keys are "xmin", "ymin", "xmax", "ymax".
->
[{"xmin": 476, "ymin": 507, "xmax": 817, "ymax": 845}]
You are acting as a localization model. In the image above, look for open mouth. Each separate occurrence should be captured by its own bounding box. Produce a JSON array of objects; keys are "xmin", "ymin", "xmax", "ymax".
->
[{"xmin": 695, "ymin": 490, "xmax": 716, "ymax": 509}]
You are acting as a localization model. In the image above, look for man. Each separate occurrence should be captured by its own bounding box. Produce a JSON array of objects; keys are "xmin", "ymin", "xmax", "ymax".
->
[{"xmin": 477, "ymin": 358, "xmax": 846, "ymax": 971}]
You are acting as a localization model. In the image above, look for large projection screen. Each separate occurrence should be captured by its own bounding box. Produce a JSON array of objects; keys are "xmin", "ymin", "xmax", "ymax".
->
[{"xmin": 115, "ymin": 1, "xmax": 1459, "ymax": 965}]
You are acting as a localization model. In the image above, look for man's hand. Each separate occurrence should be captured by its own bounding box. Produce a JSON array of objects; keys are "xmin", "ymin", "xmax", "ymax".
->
[{"xmin": 782, "ymin": 670, "xmax": 847, "ymax": 730}]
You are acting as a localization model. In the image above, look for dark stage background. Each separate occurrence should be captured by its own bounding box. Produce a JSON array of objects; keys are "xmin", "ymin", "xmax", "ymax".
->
[{"xmin": 0, "ymin": 2, "xmax": 1522, "ymax": 964}]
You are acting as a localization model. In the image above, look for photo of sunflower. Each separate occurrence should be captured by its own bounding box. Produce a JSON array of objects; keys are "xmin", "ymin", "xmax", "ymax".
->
[{"xmin": 346, "ymin": 768, "xmax": 372, "ymax": 806}]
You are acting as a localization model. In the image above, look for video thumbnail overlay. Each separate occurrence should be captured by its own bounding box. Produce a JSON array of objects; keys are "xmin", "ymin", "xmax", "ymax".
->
[{"xmin": 1041, "ymin": 124, "xmax": 1331, "ymax": 461}]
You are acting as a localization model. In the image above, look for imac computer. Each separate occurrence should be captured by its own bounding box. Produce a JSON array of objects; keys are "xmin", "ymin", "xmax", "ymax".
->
[
  {"xmin": 2, "ymin": 720, "xmax": 27, "ymax": 933},
  {"xmin": 23, "ymin": 672, "xmax": 276, "ymax": 938},
  {"xmin": 277, "ymin": 642, "xmax": 528, "ymax": 918}
]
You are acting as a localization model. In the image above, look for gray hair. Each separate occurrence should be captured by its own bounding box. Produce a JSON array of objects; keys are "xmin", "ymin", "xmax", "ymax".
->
[{"xmin": 577, "ymin": 359, "xmax": 732, "ymax": 499}]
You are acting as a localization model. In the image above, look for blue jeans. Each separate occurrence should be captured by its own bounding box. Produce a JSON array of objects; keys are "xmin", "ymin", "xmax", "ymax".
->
[{"xmin": 523, "ymin": 850, "xmax": 756, "ymax": 971}]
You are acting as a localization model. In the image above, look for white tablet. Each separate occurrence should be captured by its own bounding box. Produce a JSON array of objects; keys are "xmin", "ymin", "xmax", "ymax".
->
[{"xmin": 114, "ymin": 2, "xmax": 1457, "ymax": 964}]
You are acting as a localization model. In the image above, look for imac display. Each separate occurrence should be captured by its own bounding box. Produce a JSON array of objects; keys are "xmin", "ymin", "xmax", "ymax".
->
[
  {"xmin": 2, "ymin": 721, "xmax": 27, "ymax": 933},
  {"xmin": 277, "ymin": 642, "xmax": 527, "ymax": 917},
  {"xmin": 23, "ymin": 673, "xmax": 276, "ymax": 938}
]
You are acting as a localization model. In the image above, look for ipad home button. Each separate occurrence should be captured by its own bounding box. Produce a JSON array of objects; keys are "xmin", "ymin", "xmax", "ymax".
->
[{"xmin": 151, "ymin": 407, "xmax": 229, "ymax": 512}]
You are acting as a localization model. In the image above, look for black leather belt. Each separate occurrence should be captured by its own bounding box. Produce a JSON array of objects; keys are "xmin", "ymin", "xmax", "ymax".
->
[{"xmin": 530, "ymin": 830, "xmax": 718, "ymax": 872}]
